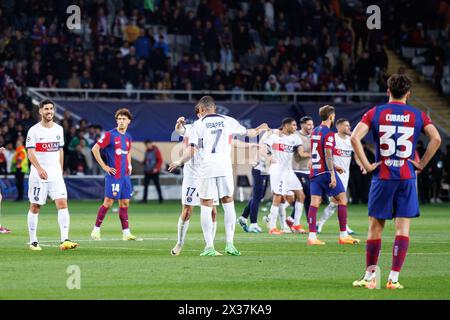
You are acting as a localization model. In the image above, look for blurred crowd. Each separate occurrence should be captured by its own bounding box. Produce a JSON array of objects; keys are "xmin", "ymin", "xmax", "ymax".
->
[
  {"xmin": 0, "ymin": 0, "xmax": 390, "ymax": 102},
  {"xmin": 385, "ymin": 0, "xmax": 450, "ymax": 94}
]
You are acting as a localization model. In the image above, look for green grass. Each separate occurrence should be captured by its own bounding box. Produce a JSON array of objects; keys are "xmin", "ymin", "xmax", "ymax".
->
[{"xmin": 0, "ymin": 200, "xmax": 449, "ymax": 300}]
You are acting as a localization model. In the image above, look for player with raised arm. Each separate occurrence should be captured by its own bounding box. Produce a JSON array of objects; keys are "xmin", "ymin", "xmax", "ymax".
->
[
  {"xmin": 307, "ymin": 105, "xmax": 360, "ymax": 246},
  {"xmin": 317, "ymin": 118, "xmax": 361, "ymax": 234},
  {"xmin": 0, "ymin": 147, "xmax": 12, "ymax": 234},
  {"xmin": 90, "ymin": 108, "xmax": 139, "ymax": 241},
  {"xmin": 263, "ymin": 118, "xmax": 306, "ymax": 235},
  {"xmin": 169, "ymin": 96, "xmax": 268, "ymax": 256},
  {"xmin": 170, "ymin": 108, "xmax": 219, "ymax": 256},
  {"xmin": 26, "ymin": 100, "xmax": 78, "ymax": 250},
  {"xmin": 351, "ymin": 74, "xmax": 441, "ymax": 289}
]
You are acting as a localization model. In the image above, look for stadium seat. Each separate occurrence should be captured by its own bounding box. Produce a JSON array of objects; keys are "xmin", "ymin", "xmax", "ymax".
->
[
  {"xmin": 443, "ymin": 65, "xmax": 450, "ymax": 77},
  {"xmin": 401, "ymin": 47, "xmax": 416, "ymax": 59},
  {"xmin": 412, "ymin": 56, "xmax": 426, "ymax": 68},
  {"xmin": 415, "ymin": 47, "xmax": 428, "ymax": 56},
  {"xmin": 421, "ymin": 65, "xmax": 435, "ymax": 80}
]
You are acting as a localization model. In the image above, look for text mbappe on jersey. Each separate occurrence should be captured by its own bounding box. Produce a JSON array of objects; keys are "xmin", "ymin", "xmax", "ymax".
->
[{"xmin": 205, "ymin": 121, "xmax": 224, "ymax": 128}]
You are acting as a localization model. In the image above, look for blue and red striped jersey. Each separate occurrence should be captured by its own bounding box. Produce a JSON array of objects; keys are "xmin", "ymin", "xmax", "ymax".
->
[
  {"xmin": 360, "ymin": 101, "xmax": 432, "ymax": 180},
  {"xmin": 310, "ymin": 125, "xmax": 335, "ymax": 178},
  {"xmin": 97, "ymin": 128, "xmax": 132, "ymax": 179}
]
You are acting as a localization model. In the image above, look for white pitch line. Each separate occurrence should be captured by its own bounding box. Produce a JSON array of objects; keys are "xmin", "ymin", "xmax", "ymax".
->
[{"xmin": 37, "ymin": 243, "xmax": 450, "ymax": 256}]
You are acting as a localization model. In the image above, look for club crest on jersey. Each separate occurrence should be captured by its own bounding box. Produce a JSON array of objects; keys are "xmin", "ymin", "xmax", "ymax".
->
[
  {"xmin": 384, "ymin": 159, "xmax": 405, "ymax": 167},
  {"xmin": 35, "ymin": 142, "xmax": 60, "ymax": 152},
  {"xmin": 186, "ymin": 196, "xmax": 192, "ymax": 203}
]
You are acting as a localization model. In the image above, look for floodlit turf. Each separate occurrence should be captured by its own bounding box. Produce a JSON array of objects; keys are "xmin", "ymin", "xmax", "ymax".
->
[{"xmin": 0, "ymin": 200, "xmax": 449, "ymax": 300}]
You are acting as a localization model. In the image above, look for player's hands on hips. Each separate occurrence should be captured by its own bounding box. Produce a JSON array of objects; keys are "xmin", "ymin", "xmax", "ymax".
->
[
  {"xmin": 104, "ymin": 165, "xmax": 116, "ymax": 175},
  {"xmin": 408, "ymin": 158, "xmax": 424, "ymax": 171},
  {"xmin": 38, "ymin": 167, "xmax": 48, "ymax": 180},
  {"xmin": 365, "ymin": 161, "xmax": 381, "ymax": 173},
  {"xmin": 360, "ymin": 166, "xmax": 368, "ymax": 175},
  {"xmin": 329, "ymin": 174, "xmax": 336, "ymax": 188},
  {"xmin": 335, "ymin": 165, "xmax": 345, "ymax": 174}
]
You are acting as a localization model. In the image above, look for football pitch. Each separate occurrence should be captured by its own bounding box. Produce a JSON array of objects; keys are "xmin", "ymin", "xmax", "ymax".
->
[{"xmin": 0, "ymin": 200, "xmax": 449, "ymax": 300}]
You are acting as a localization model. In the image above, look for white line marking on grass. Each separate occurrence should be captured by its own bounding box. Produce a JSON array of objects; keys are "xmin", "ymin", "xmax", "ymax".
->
[{"xmin": 37, "ymin": 243, "xmax": 450, "ymax": 256}]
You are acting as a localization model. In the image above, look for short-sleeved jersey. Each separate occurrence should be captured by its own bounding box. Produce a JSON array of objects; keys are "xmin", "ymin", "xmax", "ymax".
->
[
  {"xmin": 26, "ymin": 122, "xmax": 64, "ymax": 182},
  {"xmin": 189, "ymin": 114, "xmax": 247, "ymax": 178},
  {"xmin": 292, "ymin": 131, "xmax": 311, "ymax": 173},
  {"xmin": 265, "ymin": 131, "xmax": 302, "ymax": 175},
  {"xmin": 97, "ymin": 128, "xmax": 132, "ymax": 179},
  {"xmin": 333, "ymin": 133, "xmax": 353, "ymax": 172},
  {"xmin": 181, "ymin": 124, "xmax": 200, "ymax": 178},
  {"xmin": 310, "ymin": 125, "xmax": 335, "ymax": 178},
  {"xmin": 253, "ymin": 129, "xmax": 275, "ymax": 174},
  {"xmin": 360, "ymin": 101, "xmax": 432, "ymax": 180}
]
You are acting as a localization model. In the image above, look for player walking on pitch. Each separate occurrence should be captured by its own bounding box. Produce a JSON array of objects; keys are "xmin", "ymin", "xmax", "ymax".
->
[
  {"xmin": 306, "ymin": 105, "xmax": 360, "ymax": 245},
  {"xmin": 26, "ymin": 100, "xmax": 78, "ymax": 250},
  {"xmin": 91, "ymin": 108, "xmax": 139, "ymax": 241},
  {"xmin": 351, "ymin": 74, "xmax": 441, "ymax": 289},
  {"xmin": 169, "ymin": 96, "xmax": 268, "ymax": 256}
]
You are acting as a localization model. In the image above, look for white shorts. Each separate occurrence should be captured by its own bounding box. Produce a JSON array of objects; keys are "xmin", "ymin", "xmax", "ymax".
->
[
  {"xmin": 270, "ymin": 170, "xmax": 303, "ymax": 196},
  {"xmin": 338, "ymin": 172, "xmax": 349, "ymax": 191},
  {"xmin": 182, "ymin": 175, "xmax": 219, "ymax": 206},
  {"xmin": 199, "ymin": 175, "xmax": 234, "ymax": 200},
  {"xmin": 28, "ymin": 179, "xmax": 67, "ymax": 205}
]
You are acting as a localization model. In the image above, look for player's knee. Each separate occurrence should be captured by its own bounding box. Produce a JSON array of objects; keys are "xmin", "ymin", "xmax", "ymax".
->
[
  {"xmin": 103, "ymin": 199, "xmax": 114, "ymax": 208},
  {"xmin": 30, "ymin": 204, "xmax": 40, "ymax": 213},
  {"xmin": 182, "ymin": 207, "xmax": 192, "ymax": 220}
]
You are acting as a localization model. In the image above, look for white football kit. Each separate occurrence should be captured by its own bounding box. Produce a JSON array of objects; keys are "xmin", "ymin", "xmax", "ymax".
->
[
  {"xmin": 188, "ymin": 114, "xmax": 247, "ymax": 199},
  {"xmin": 26, "ymin": 122, "xmax": 67, "ymax": 205},
  {"xmin": 180, "ymin": 124, "xmax": 218, "ymax": 206},
  {"xmin": 333, "ymin": 133, "xmax": 353, "ymax": 190},
  {"xmin": 265, "ymin": 131, "xmax": 303, "ymax": 195}
]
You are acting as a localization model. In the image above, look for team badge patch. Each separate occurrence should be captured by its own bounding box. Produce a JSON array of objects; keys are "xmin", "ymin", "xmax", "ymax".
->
[{"xmin": 186, "ymin": 196, "xmax": 192, "ymax": 203}]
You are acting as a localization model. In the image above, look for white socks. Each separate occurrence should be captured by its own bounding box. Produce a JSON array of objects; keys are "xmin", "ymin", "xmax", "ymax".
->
[
  {"xmin": 269, "ymin": 205, "xmax": 279, "ymax": 229},
  {"xmin": 212, "ymin": 221, "xmax": 217, "ymax": 240},
  {"xmin": 308, "ymin": 232, "xmax": 317, "ymax": 240},
  {"xmin": 319, "ymin": 202, "xmax": 338, "ymax": 225},
  {"xmin": 177, "ymin": 218, "xmax": 190, "ymax": 246},
  {"xmin": 58, "ymin": 208, "xmax": 70, "ymax": 242},
  {"xmin": 28, "ymin": 211, "xmax": 38, "ymax": 243},
  {"xmin": 389, "ymin": 271, "xmax": 400, "ymax": 283},
  {"xmin": 122, "ymin": 228, "xmax": 131, "ymax": 236},
  {"xmin": 222, "ymin": 202, "xmax": 236, "ymax": 244},
  {"xmin": 200, "ymin": 205, "xmax": 214, "ymax": 248},
  {"xmin": 294, "ymin": 201, "xmax": 304, "ymax": 225},
  {"xmin": 278, "ymin": 202, "xmax": 288, "ymax": 229}
]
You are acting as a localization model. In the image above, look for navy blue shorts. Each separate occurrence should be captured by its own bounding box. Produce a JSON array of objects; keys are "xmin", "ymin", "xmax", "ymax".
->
[
  {"xmin": 310, "ymin": 172, "xmax": 345, "ymax": 198},
  {"xmin": 368, "ymin": 178, "xmax": 419, "ymax": 220},
  {"xmin": 105, "ymin": 176, "xmax": 133, "ymax": 200}
]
